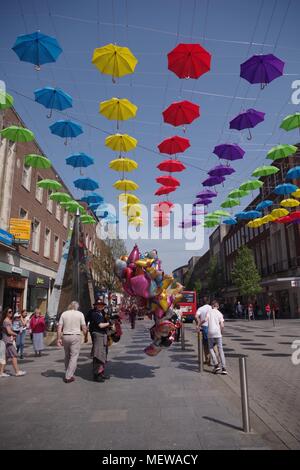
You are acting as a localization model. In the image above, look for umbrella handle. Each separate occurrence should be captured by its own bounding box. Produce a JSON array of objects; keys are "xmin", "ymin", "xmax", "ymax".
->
[
  {"xmin": 47, "ymin": 109, "xmax": 53, "ymax": 119},
  {"xmin": 35, "ymin": 64, "xmax": 41, "ymax": 71},
  {"xmin": 260, "ymin": 83, "xmax": 267, "ymax": 90},
  {"xmin": 247, "ymin": 129, "xmax": 252, "ymax": 140}
]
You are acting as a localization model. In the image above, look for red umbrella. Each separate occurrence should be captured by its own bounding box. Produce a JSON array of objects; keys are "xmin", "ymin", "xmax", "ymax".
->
[
  {"xmin": 155, "ymin": 186, "xmax": 177, "ymax": 196},
  {"xmin": 275, "ymin": 215, "xmax": 293, "ymax": 224},
  {"xmin": 156, "ymin": 175, "xmax": 180, "ymax": 187},
  {"xmin": 168, "ymin": 43, "xmax": 211, "ymax": 79},
  {"xmin": 154, "ymin": 216, "xmax": 170, "ymax": 227},
  {"xmin": 290, "ymin": 211, "xmax": 300, "ymax": 221},
  {"xmin": 158, "ymin": 135, "xmax": 190, "ymax": 155},
  {"xmin": 162, "ymin": 100, "xmax": 200, "ymax": 127},
  {"xmin": 154, "ymin": 201, "xmax": 174, "ymax": 213},
  {"xmin": 157, "ymin": 159, "xmax": 186, "ymax": 172}
]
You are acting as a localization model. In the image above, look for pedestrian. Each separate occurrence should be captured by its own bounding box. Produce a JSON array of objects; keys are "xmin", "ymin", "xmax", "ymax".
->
[
  {"xmin": 200, "ymin": 300, "xmax": 227, "ymax": 375},
  {"xmin": 248, "ymin": 303, "xmax": 254, "ymax": 321},
  {"xmin": 89, "ymin": 300, "xmax": 111, "ymax": 382},
  {"xmin": 85, "ymin": 299, "xmax": 106, "ymax": 357},
  {"xmin": 235, "ymin": 301, "xmax": 243, "ymax": 319},
  {"xmin": 265, "ymin": 303, "xmax": 271, "ymax": 320},
  {"xmin": 56, "ymin": 301, "xmax": 87, "ymax": 384},
  {"xmin": 129, "ymin": 304, "xmax": 137, "ymax": 329},
  {"xmin": 29, "ymin": 309, "xmax": 45, "ymax": 357},
  {"xmin": 195, "ymin": 301, "xmax": 211, "ymax": 364},
  {"xmin": 0, "ymin": 307, "xmax": 26, "ymax": 377}
]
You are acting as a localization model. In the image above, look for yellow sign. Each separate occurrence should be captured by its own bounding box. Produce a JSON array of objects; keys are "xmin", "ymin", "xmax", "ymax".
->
[{"xmin": 9, "ymin": 218, "xmax": 31, "ymax": 240}]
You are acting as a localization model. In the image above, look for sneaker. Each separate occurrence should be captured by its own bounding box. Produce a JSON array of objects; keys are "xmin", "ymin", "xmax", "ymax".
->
[
  {"xmin": 0, "ymin": 373, "xmax": 10, "ymax": 377},
  {"xmin": 15, "ymin": 371, "xmax": 26, "ymax": 377},
  {"xmin": 213, "ymin": 365, "xmax": 221, "ymax": 374},
  {"xmin": 20, "ymin": 355, "xmax": 24, "ymax": 360},
  {"xmin": 221, "ymin": 368, "xmax": 228, "ymax": 375},
  {"xmin": 64, "ymin": 377, "xmax": 75, "ymax": 383},
  {"xmin": 100, "ymin": 374, "xmax": 110, "ymax": 380}
]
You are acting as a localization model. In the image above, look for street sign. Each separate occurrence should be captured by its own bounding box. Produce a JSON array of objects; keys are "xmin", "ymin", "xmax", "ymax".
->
[{"xmin": 9, "ymin": 218, "xmax": 31, "ymax": 241}]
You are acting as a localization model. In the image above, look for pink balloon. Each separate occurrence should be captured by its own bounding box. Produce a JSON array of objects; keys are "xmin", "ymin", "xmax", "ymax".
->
[
  {"xmin": 130, "ymin": 274, "xmax": 150, "ymax": 298},
  {"xmin": 128, "ymin": 244, "xmax": 140, "ymax": 264},
  {"xmin": 124, "ymin": 267, "xmax": 133, "ymax": 281},
  {"xmin": 123, "ymin": 280, "xmax": 134, "ymax": 296},
  {"xmin": 154, "ymin": 307, "xmax": 165, "ymax": 320}
]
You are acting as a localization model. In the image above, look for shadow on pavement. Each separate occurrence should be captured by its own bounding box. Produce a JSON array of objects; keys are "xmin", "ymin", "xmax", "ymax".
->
[
  {"xmin": 202, "ymin": 416, "xmax": 242, "ymax": 431},
  {"xmin": 41, "ymin": 370, "xmax": 65, "ymax": 380},
  {"xmin": 72, "ymin": 360, "xmax": 160, "ymax": 381}
]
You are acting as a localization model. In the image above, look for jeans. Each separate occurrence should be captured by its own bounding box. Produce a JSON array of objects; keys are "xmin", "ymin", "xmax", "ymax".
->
[
  {"xmin": 208, "ymin": 337, "xmax": 226, "ymax": 368},
  {"xmin": 16, "ymin": 330, "xmax": 27, "ymax": 356}
]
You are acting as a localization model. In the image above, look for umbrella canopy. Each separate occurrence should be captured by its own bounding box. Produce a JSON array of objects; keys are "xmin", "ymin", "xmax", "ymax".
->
[
  {"xmin": 239, "ymin": 180, "xmax": 264, "ymax": 191},
  {"xmin": 157, "ymin": 159, "xmax": 186, "ymax": 173},
  {"xmin": 213, "ymin": 143, "xmax": 245, "ymax": 161},
  {"xmin": 274, "ymin": 183, "xmax": 298, "ymax": 195},
  {"xmin": 196, "ymin": 189, "xmax": 217, "ymax": 199},
  {"xmin": 122, "ymin": 204, "xmax": 142, "ymax": 217},
  {"xmin": 81, "ymin": 218, "xmax": 96, "ymax": 225},
  {"xmin": 99, "ymin": 97, "xmax": 137, "ymax": 123},
  {"xmin": 119, "ymin": 193, "xmax": 140, "ymax": 204},
  {"xmin": 203, "ymin": 220, "xmax": 219, "ymax": 228},
  {"xmin": 74, "ymin": 178, "xmax": 99, "ymax": 191},
  {"xmin": 235, "ymin": 212, "xmax": 248, "ymax": 219},
  {"xmin": 37, "ymin": 179, "xmax": 62, "ymax": 191},
  {"xmin": 155, "ymin": 186, "xmax": 176, "ymax": 196},
  {"xmin": 105, "ymin": 133, "xmax": 137, "ymax": 153},
  {"xmin": 61, "ymin": 201, "xmax": 85, "ymax": 214},
  {"xmin": 0, "ymin": 92, "xmax": 14, "ymax": 110},
  {"xmin": 275, "ymin": 215, "xmax": 293, "ymax": 224},
  {"xmin": 81, "ymin": 193, "xmax": 104, "ymax": 204},
  {"xmin": 24, "ymin": 154, "xmax": 51, "ymax": 169},
  {"xmin": 229, "ymin": 108, "xmax": 265, "ymax": 140},
  {"xmin": 156, "ymin": 175, "xmax": 180, "ymax": 187},
  {"xmin": 92, "ymin": 43, "xmax": 138, "ymax": 79},
  {"xmin": 193, "ymin": 198, "xmax": 212, "ymax": 206},
  {"xmin": 158, "ymin": 135, "xmax": 190, "ymax": 155},
  {"xmin": 12, "ymin": 31, "xmax": 62, "ymax": 68},
  {"xmin": 202, "ymin": 176, "xmax": 225, "ymax": 186},
  {"xmin": 213, "ymin": 210, "xmax": 231, "ymax": 217},
  {"xmin": 109, "ymin": 158, "xmax": 138, "ymax": 172},
  {"xmin": 179, "ymin": 219, "xmax": 201, "ymax": 228},
  {"xmin": 280, "ymin": 113, "xmax": 300, "ymax": 132},
  {"xmin": 114, "ymin": 179, "xmax": 139, "ymax": 191},
  {"xmin": 247, "ymin": 219, "xmax": 264, "ymax": 228},
  {"xmin": 221, "ymin": 198, "xmax": 240, "ymax": 208},
  {"xmin": 240, "ymin": 210, "xmax": 262, "ymax": 220},
  {"xmin": 80, "ymin": 215, "xmax": 96, "ymax": 223},
  {"xmin": 256, "ymin": 200, "xmax": 273, "ymax": 211},
  {"xmin": 128, "ymin": 216, "xmax": 144, "ymax": 226},
  {"xmin": 252, "ymin": 165, "xmax": 279, "ymax": 177},
  {"xmin": 271, "ymin": 208, "xmax": 289, "ymax": 218},
  {"xmin": 266, "ymin": 144, "xmax": 297, "ymax": 161},
  {"xmin": 34, "ymin": 87, "xmax": 72, "ymax": 117},
  {"xmin": 280, "ymin": 198, "xmax": 300, "ymax": 208},
  {"xmin": 292, "ymin": 189, "xmax": 300, "ymax": 198},
  {"xmin": 261, "ymin": 214, "xmax": 276, "ymax": 224},
  {"xmin": 162, "ymin": 100, "xmax": 200, "ymax": 127},
  {"xmin": 88, "ymin": 202, "xmax": 102, "ymax": 211},
  {"xmin": 286, "ymin": 166, "xmax": 300, "ymax": 180},
  {"xmin": 167, "ymin": 43, "xmax": 211, "ymax": 79},
  {"xmin": 223, "ymin": 218, "xmax": 237, "ymax": 225},
  {"xmin": 191, "ymin": 208, "xmax": 207, "ymax": 216},
  {"xmin": 0, "ymin": 126, "xmax": 34, "ymax": 142},
  {"xmin": 240, "ymin": 54, "xmax": 284, "ymax": 88},
  {"xmin": 290, "ymin": 211, "xmax": 300, "ymax": 221},
  {"xmin": 66, "ymin": 153, "xmax": 94, "ymax": 168},
  {"xmin": 50, "ymin": 120, "xmax": 83, "ymax": 144},
  {"xmin": 208, "ymin": 164, "xmax": 235, "ymax": 177},
  {"xmin": 50, "ymin": 192, "xmax": 72, "ymax": 203},
  {"xmin": 228, "ymin": 189, "xmax": 250, "ymax": 199}
]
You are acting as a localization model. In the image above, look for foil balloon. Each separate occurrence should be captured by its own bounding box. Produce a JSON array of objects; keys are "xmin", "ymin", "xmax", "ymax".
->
[
  {"xmin": 128, "ymin": 244, "xmax": 140, "ymax": 263},
  {"xmin": 130, "ymin": 274, "xmax": 150, "ymax": 298}
]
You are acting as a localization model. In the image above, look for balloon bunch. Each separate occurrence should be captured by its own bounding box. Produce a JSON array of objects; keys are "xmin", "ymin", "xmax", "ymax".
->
[{"xmin": 115, "ymin": 244, "xmax": 184, "ymax": 356}]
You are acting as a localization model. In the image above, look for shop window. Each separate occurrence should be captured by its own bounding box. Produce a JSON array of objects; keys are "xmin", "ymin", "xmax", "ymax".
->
[
  {"xmin": 54, "ymin": 235, "xmax": 59, "ymax": 262},
  {"xmin": 21, "ymin": 164, "xmax": 32, "ymax": 191},
  {"xmin": 44, "ymin": 228, "xmax": 51, "ymax": 258},
  {"xmin": 32, "ymin": 219, "xmax": 41, "ymax": 253},
  {"xmin": 47, "ymin": 191, "xmax": 53, "ymax": 213},
  {"xmin": 35, "ymin": 175, "xmax": 43, "ymax": 203}
]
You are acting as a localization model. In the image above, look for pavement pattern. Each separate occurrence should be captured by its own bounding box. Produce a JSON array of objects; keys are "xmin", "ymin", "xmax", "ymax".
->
[{"xmin": 0, "ymin": 318, "xmax": 290, "ymax": 450}]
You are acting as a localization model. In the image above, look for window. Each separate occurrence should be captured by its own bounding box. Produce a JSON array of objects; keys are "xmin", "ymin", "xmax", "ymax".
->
[
  {"xmin": 19, "ymin": 207, "xmax": 28, "ymax": 219},
  {"xmin": 54, "ymin": 235, "xmax": 59, "ymax": 262},
  {"xmin": 85, "ymin": 234, "xmax": 89, "ymax": 248},
  {"xmin": 55, "ymin": 203, "xmax": 61, "ymax": 221},
  {"xmin": 32, "ymin": 219, "xmax": 41, "ymax": 253},
  {"xmin": 63, "ymin": 211, "xmax": 68, "ymax": 228},
  {"xmin": 21, "ymin": 164, "xmax": 32, "ymax": 191},
  {"xmin": 35, "ymin": 175, "xmax": 43, "ymax": 203},
  {"xmin": 44, "ymin": 228, "xmax": 51, "ymax": 258},
  {"xmin": 47, "ymin": 191, "xmax": 53, "ymax": 213}
]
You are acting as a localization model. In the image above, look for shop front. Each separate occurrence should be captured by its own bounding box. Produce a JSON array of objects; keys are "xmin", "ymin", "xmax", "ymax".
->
[
  {"xmin": 0, "ymin": 261, "xmax": 29, "ymax": 312},
  {"xmin": 27, "ymin": 272, "xmax": 51, "ymax": 314}
]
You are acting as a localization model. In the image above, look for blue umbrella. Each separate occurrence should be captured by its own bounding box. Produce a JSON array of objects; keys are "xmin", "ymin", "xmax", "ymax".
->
[
  {"xmin": 74, "ymin": 178, "xmax": 99, "ymax": 191},
  {"xmin": 34, "ymin": 87, "xmax": 72, "ymax": 118},
  {"xmin": 89, "ymin": 202, "xmax": 102, "ymax": 211},
  {"xmin": 12, "ymin": 32, "xmax": 62, "ymax": 69},
  {"xmin": 256, "ymin": 200, "xmax": 273, "ymax": 211},
  {"xmin": 286, "ymin": 166, "xmax": 300, "ymax": 180},
  {"xmin": 81, "ymin": 193, "xmax": 104, "ymax": 204},
  {"xmin": 274, "ymin": 183, "xmax": 298, "ymax": 195},
  {"xmin": 95, "ymin": 204, "xmax": 109, "ymax": 218},
  {"xmin": 240, "ymin": 210, "xmax": 262, "ymax": 220},
  {"xmin": 223, "ymin": 218, "xmax": 237, "ymax": 225},
  {"xmin": 66, "ymin": 153, "xmax": 94, "ymax": 171},
  {"xmin": 235, "ymin": 212, "xmax": 247, "ymax": 219},
  {"xmin": 50, "ymin": 120, "xmax": 83, "ymax": 145}
]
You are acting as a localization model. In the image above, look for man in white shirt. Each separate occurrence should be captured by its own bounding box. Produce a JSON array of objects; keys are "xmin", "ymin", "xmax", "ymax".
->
[
  {"xmin": 195, "ymin": 300, "xmax": 211, "ymax": 363},
  {"xmin": 57, "ymin": 301, "xmax": 87, "ymax": 383},
  {"xmin": 200, "ymin": 300, "xmax": 227, "ymax": 375}
]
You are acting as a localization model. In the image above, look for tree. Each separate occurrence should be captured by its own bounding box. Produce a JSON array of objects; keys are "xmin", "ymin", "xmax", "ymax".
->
[
  {"xmin": 92, "ymin": 238, "xmax": 127, "ymax": 292},
  {"xmin": 207, "ymin": 255, "xmax": 224, "ymax": 299},
  {"xmin": 232, "ymin": 246, "xmax": 261, "ymax": 299}
]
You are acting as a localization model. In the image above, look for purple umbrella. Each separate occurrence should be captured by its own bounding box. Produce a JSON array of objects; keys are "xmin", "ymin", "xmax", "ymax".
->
[
  {"xmin": 229, "ymin": 108, "xmax": 265, "ymax": 140},
  {"xmin": 179, "ymin": 219, "xmax": 201, "ymax": 228},
  {"xmin": 202, "ymin": 176, "xmax": 225, "ymax": 187},
  {"xmin": 193, "ymin": 198, "xmax": 212, "ymax": 206},
  {"xmin": 191, "ymin": 208, "xmax": 207, "ymax": 216},
  {"xmin": 208, "ymin": 164, "xmax": 235, "ymax": 177},
  {"xmin": 240, "ymin": 54, "xmax": 285, "ymax": 89},
  {"xmin": 213, "ymin": 143, "xmax": 245, "ymax": 161},
  {"xmin": 196, "ymin": 189, "xmax": 217, "ymax": 198}
]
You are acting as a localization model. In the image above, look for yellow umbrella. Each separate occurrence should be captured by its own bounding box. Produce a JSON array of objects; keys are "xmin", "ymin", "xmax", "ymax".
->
[
  {"xmin": 291, "ymin": 188, "xmax": 300, "ymax": 198},
  {"xmin": 261, "ymin": 214, "xmax": 276, "ymax": 224},
  {"xmin": 100, "ymin": 97, "xmax": 137, "ymax": 126},
  {"xmin": 105, "ymin": 133, "xmax": 138, "ymax": 153},
  {"xmin": 247, "ymin": 219, "xmax": 263, "ymax": 228},
  {"xmin": 109, "ymin": 157, "xmax": 138, "ymax": 172},
  {"xmin": 122, "ymin": 204, "xmax": 142, "ymax": 217},
  {"xmin": 92, "ymin": 43, "xmax": 138, "ymax": 80},
  {"xmin": 280, "ymin": 198, "xmax": 300, "ymax": 208},
  {"xmin": 113, "ymin": 179, "xmax": 139, "ymax": 191},
  {"xmin": 128, "ymin": 216, "xmax": 144, "ymax": 226},
  {"xmin": 271, "ymin": 208, "xmax": 289, "ymax": 219},
  {"xmin": 119, "ymin": 193, "xmax": 140, "ymax": 204}
]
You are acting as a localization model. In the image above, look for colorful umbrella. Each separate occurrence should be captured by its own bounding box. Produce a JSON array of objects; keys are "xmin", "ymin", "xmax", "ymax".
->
[
  {"xmin": 128, "ymin": 216, "xmax": 144, "ymax": 226},
  {"xmin": 114, "ymin": 179, "xmax": 139, "ymax": 191},
  {"xmin": 0, "ymin": 92, "xmax": 14, "ymax": 110},
  {"xmin": 235, "ymin": 212, "xmax": 248, "ymax": 219},
  {"xmin": 292, "ymin": 189, "xmax": 300, "ymax": 198},
  {"xmin": 271, "ymin": 208, "xmax": 289, "ymax": 218},
  {"xmin": 223, "ymin": 218, "xmax": 237, "ymax": 225},
  {"xmin": 239, "ymin": 180, "xmax": 263, "ymax": 191},
  {"xmin": 274, "ymin": 183, "xmax": 298, "ymax": 195},
  {"xmin": 66, "ymin": 153, "xmax": 94, "ymax": 168},
  {"xmin": 191, "ymin": 208, "xmax": 207, "ymax": 216},
  {"xmin": 92, "ymin": 43, "xmax": 138, "ymax": 80},
  {"xmin": 196, "ymin": 189, "xmax": 217, "ymax": 199},
  {"xmin": 193, "ymin": 198, "xmax": 212, "ymax": 206},
  {"xmin": 81, "ymin": 193, "xmax": 104, "ymax": 204},
  {"xmin": 157, "ymin": 159, "xmax": 186, "ymax": 172},
  {"xmin": 275, "ymin": 215, "xmax": 293, "ymax": 224},
  {"xmin": 50, "ymin": 120, "xmax": 83, "ymax": 145},
  {"xmin": 220, "ymin": 198, "xmax": 240, "ymax": 208},
  {"xmin": 61, "ymin": 201, "xmax": 85, "ymax": 214},
  {"xmin": 203, "ymin": 220, "xmax": 219, "ymax": 228},
  {"xmin": 256, "ymin": 200, "xmax": 273, "ymax": 211},
  {"xmin": 50, "ymin": 192, "xmax": 72, "ymax": 203},
  {"xmin": 162, "ymin": 100, "xmax": 200, "ymax": 127},
  {"xmin": 89, "ymin": 202, "xmax": 102, "ymax": 211},
  {"xmin": 12, "ymin": 31, "xmax": 62, "ymax": 69},
  {"xmin": 211, "ymin": 210, "xmax": 230, "ymax": 217},
  {"xmin": 167, "ymin": 43, "xmax": 211, "ymax": 79},
  {"xmin": 280, "ymin": 113, "xmax": 300, "ymax": 132},
  {"xmin": 247, "ymin": 219, "xmax": 263, "ymax": 228},
  {"xmin": 109, "ymin": 158, "xmax": 138, "ymax": 172},
  {"xmin": 261, "ymin": 214, "xmax": 276, "ymax": 224},
  {"xmin": 99, "ymin": 97, "xmax": 137, "ymax": 127},
  {"xmin": 24, "ymin": 154, "xmax": 51, "ymax": 169},
  {"xmin": 155, "ymin": 186, "xmax": 176, "ymax": 196},
  {"xmin": 0, "ymin": 126, "xmax": 34, "ymax": 142},
  {"xmin": 122, "ymin": 204, "xmax": 142, "ymax": 217},
  {"xmin": 74, "ymin": 178, "xmax": 99, "ymax": 191},
  {"xmin": 240, "ymin": 54, "xmax": 284, "ymax": 89},
  {"xmin": 266, "ymin": 144, "xmax": 297, "ymax": 161},
  {"xmin": 81, "ymin": 218, "xmax": 96, "ymax": 225},
  {"xmin": 202, "ymin": 176, "xmax": 225, "ymax": 186},
  {"xmin": 213, "ymin": 143, "xmax": 245, "ymax": 161},
  {"xmin": 156, "ymin": 175, "xmax": 180, "ymax": 187},
  {"xmin": 119, "ymin": 193, "xmax": 140, "ymax": 204},
  {"xmin": 34, "ymin": 87, "xmax": 72, "ymax": 118},
  {"xmin": 252, "ymin": 165, "xmax": 279, "ymax": 177},
  {"xmin": 208, "ymin": 164, "xmax": 235, "ymax": 177},
  {"xmin": 290, "ymin": 211, "xmax": 300, "ymax": 221},
  {"xmin": 80, "ymin": 215, "xmax": 96, "ymax": 224},
  {"xmin": 158, "ymin": 135, "xmax": 190, "ymax": 155},
  {"xmin": 154, "ymin": 201, "xmax": 174, "ymax": 213},
  {"xmin": 228, "ymin": 189, "xmax": 249, "ymax": 199},
  {"xmin": 229, "ymin": 108, "xmax": 265, "ymax": 140},
  {"xmin": 37, "ymin": 179, "xmax": 62, "ymax": 191},
  {"xmin": 280, "ymin": 198, "xmax": 300, "ymax": 208},
  {"xmin": 241, "ymin": 210, "xmax": 262, "ymax": 220},
  {"xmin": 286, "ymin": 167, "xmax": 300, "ymax": 180},
  {"xmin": 105, "ymin": 133, "xmax": 137, "ymax": 153}
]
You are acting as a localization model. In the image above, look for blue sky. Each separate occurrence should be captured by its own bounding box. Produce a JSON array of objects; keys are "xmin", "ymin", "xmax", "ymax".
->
[{"xmin": 1, "ymin": 0, "xmax": 300, "ymax": 273}]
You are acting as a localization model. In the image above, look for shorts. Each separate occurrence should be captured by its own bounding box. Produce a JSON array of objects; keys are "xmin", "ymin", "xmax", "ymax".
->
[{"xmin": 0, "ymin": 340, "xmax": 6, "ymax": 365}]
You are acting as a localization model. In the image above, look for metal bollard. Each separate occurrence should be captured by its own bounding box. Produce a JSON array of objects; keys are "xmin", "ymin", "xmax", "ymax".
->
[
  {"xmin": 181, "ymin": 320, "xmax": 185, "ymax": 350},
  {"xmin": 272, "ymin": 310, "xmax": 276, "ymax": 327},
  {"xmin": 239, "ymin": 356, "xmax": 251, "ymax": 433},
  {"xmin": 197, "ymin": 330, "xmax": 204, "ymax": 373}
]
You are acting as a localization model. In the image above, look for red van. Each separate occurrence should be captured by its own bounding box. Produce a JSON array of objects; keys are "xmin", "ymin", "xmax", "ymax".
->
[{"xmin": 177, "ymin": 291, "xmax": 197, "ymax": 322}]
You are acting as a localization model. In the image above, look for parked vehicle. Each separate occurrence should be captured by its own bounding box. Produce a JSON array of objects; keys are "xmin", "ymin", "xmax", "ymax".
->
[{"xmin": 177, "ymin": 291, "xmax": 197, "ymax": 323}]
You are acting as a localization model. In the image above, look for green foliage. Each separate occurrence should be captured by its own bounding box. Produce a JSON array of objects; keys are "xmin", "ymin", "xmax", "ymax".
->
[
  {"xmin": 232, "ymin": 246, "xmax": 262, "ymax": 298},
  {"xmin": 207, "ymin": 255, "xmax": 224, "ymax": 298}
]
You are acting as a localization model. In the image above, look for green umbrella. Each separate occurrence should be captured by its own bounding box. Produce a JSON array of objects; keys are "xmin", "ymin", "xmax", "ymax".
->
[
  {"xmin": 266, "ymin": 144, "xmax": 298, "ymax": 161},
  {"xmin": 50, "ymin": 192, "xmax": 72, "ymax": 203},
  {"xmin": 0, "ymin": 92, "xmax": 14, "ymax": 110},
  {"xmin": 239, "ymin": 180, "xmax": 263, "ymax": 191},
  {"xmin": 212, "ymin": 210, "xmax": 231, "ymax": 217},
  {"xmin": 252, "ymin": 165, "xmax": 279, "ymax": 177},
  {"xmin": 203, "ymin": 220, "xmax": 219, "ymax": 228},
  {"xmin": 0, "ymin": 125, "xmax": 34, "ymax": 142},
  {"xmin": 24, "ymin": 154, "xmax": 51, "ymax": 169},
  {"xmin": 205, "ymin": 213, "xmax": 221, "ymax": 220},
  {"xmin": 280, "ymin": 113, "xmax": 300, "ymax": 131},
  {"xmin": 228, "ymin": 189, "xmax": 249, "ymax": 199},
  {"xmin": 221, "ymin": 198, "xmax": 240, "ymax": 208},
  {"xmin": 37, "ymin": 179, "xmax": 62, "ymax": 191},
  {"xmin": 61, "ymin": 201, "xmax": 85, "ymax": 214},
  {"xmin": 81, "ymin": 219, "xmax": 96, "ymax": 224}
]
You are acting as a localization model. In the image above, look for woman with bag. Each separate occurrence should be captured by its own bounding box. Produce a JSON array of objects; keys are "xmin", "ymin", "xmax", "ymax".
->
[
  {"xmin": 0, "ymin": 307, "xmax": 26, "ymax": 376},
  {"xmin": 30, "ymin": 309, "xmax": 46, "ymax": 357}
]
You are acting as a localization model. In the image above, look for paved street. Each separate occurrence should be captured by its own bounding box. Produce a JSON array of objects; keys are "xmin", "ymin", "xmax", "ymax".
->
[{"xmin": 0, "ymin": 318, "xmax": 287, "ymax": 450}]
